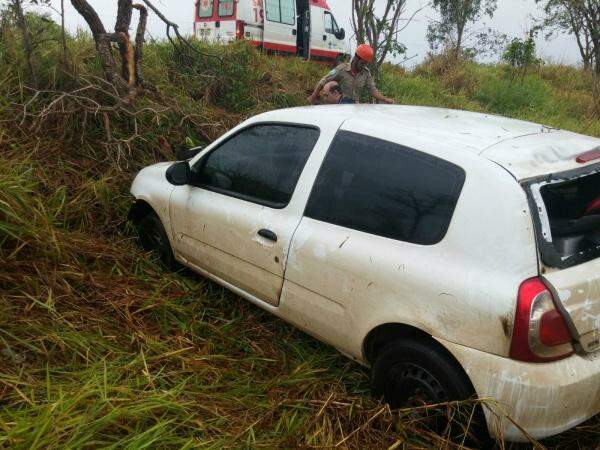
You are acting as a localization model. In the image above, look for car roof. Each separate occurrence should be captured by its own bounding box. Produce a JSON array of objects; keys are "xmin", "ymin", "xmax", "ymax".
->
[{"xmin": 254, "ymin": 105, "xmax": 600, "ymax": 180}]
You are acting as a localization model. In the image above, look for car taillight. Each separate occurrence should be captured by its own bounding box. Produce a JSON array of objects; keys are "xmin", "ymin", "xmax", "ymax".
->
[
  {"xmin": 236, "ymin": 20, "xmax": 245, "ymax": 40},
  {"xmin": 509, "ymin": 277, "xmax": 574, "ymax": 362}
]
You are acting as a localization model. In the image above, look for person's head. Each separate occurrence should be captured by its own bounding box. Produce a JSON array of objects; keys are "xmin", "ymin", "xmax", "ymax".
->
[
  {"xmin": 322, "ymin": 81, "xmax": 343, "ymax": 104},
  {"xmin": 352, "ymin": 44, "xmax": 374, "ymax": 71}
]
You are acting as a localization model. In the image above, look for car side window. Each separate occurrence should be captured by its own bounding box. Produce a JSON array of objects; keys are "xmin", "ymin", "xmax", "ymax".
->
[
  {"xmin": 194, "ymin": 124, "xmax": 320, "ymax": 208},
  {"xmin": 305, "ymin": 131, "xmax": 466, "ymax": 245}
]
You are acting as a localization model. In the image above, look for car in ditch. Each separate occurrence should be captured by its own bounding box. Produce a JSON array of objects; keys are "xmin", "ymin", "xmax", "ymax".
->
[{"xmin": 129, "ymin": 105, "xmax": 600, "ymax": 442}]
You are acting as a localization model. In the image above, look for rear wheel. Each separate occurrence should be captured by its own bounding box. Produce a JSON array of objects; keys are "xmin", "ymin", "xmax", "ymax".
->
[
  {"xmin": 371, "ymin": 339, "xmax": 487, "ymax": 443},
  {"xmin": 136, "ymin": 212, "xmax": 178, "ymax": 269}
]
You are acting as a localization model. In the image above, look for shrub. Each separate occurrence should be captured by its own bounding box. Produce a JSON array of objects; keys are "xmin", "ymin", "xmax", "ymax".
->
[{"xmin": 474, "ymin": 75, "xmax": 550, "ymax": 114}]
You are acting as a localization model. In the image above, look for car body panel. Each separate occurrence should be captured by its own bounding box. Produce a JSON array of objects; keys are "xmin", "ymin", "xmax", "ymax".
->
[
  {"xmin": 481, "ymin": 130, "xmax": 600, "ymax": 181},
  {"xmin": 439, "ymin": 338, "xmax": 600, "ymax": 442},
  {"xmin": 167, "ymin": 111, "xmax": 343, "ymax": 307},
  {"xmin": 543, "ymin": 258, "xmax": 600, "ymax": 354},
  {"xmin": 130, "ymin": 162, "xmax": 176, "ymax": 246},
  {"xmin": 282, "ymin": 135, "xmax": 538, "ymax": 359}
]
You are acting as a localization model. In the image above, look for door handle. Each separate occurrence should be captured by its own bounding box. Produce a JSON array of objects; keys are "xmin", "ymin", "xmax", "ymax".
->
[
  {"xmin": 292, "ymin": 28, "xmax": 297, "ymax": 35},
  {"xmin": 258, "ymin": 229, "xmax": 278, "ymax": 242},
  {"xmin": 323, "ymin": 34, "xmax": 327, "ymax": 41}
]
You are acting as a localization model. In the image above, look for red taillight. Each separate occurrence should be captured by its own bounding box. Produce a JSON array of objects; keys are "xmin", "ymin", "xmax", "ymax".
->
[
  {"xmin": 539, "ymin": 310, "xmax": 572, "ymax": 346},
  {"xmin": 236, "ymin": 20, "xmax": 245, "ymax": 40},
  {"xmin": 584, "ymin": 196, "xmax": 600, "ymax": 215},
  {"xmin": 576, "ymin": 148, "xmax": 600, "ymax": 164},
  {"xmin": 509, "ymin": 277, "xmax": 574, "ymax": 362}
]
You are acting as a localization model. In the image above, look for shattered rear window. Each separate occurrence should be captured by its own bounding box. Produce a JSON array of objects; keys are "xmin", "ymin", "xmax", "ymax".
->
[{"xmin": 526, "ymin": 167, "xmax": 600, "ymax": 268}]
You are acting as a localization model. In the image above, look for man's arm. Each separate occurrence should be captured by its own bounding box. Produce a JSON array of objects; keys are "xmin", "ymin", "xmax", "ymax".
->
[
  {"xmin": 307, "ymin": 78, "xmax": 327, "ymax": 105},
  {"xmin": 367, "ymin": 73, "xmax": 395, "ymax": 104},
  {"xmin": 308, "ymin": 66, "xmax": 341, "ymax": 104},
  {"xmin": 372, "ymin": 88, "xmax": 395, "ymax": 104}
]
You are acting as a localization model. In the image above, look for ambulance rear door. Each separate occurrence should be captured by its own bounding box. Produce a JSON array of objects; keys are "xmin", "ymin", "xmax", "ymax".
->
[{"xmin": 195, "ymin": 0, "xmax": 237, "ymax": 43}]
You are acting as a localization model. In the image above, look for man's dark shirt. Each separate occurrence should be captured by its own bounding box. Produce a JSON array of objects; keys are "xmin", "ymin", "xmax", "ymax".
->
[{"xmin": 338, "ymin": 96, "xmax": 355, "ymax": 104}]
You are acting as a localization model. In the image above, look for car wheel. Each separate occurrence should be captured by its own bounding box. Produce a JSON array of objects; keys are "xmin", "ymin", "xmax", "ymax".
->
[
  {"xmin": 136, "ymin": 212, "xmax": 178, "ymax": 269},
  {"xmin": 371, "ymin": 339, "xmax": 486, "ymax": 441}
]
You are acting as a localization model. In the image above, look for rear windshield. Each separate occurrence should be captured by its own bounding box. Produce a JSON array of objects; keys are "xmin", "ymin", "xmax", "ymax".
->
[
  {"xmin": 218, "ymin": 0, "xmax": 234, "ymax": 17},
  {"xmin": 198, "ymin": 0, "xmax": 213, "ymax": 18},
  {"xmin": 526, "ymin": 167, "xmax": 600, "ymax": 268}
]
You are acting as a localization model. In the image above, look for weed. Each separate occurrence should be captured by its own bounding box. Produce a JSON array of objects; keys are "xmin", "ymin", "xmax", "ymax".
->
[{"xmin": 0, "ymin": 18, "xmax": 598, "ymax": 449}]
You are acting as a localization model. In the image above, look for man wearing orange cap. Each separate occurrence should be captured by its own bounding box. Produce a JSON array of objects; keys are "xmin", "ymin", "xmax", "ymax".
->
[{"xmin": 308, "ymin": 44, "xmax": 395, "ymax": 105}]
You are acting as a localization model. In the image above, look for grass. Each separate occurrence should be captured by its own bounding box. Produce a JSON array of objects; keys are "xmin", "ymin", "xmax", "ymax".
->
[{"xmin": 1, "ymin": 15, "xmax": 599, "ymax": 448}]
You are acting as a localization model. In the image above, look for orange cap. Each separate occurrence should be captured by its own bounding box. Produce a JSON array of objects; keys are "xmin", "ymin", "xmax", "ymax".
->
[{"xmin": 356, "ymin": 44, "xmax": 374, "ymax": 62}]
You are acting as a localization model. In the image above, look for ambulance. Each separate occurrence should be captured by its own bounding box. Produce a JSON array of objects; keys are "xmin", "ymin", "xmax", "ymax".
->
[{"xmin": 194, "ymin": 0, "xmax": 349, "ymax": 63}]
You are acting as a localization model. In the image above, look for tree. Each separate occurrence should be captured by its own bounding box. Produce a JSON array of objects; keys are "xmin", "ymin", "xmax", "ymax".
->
[
  {"xmin": 503, "ymin": 30, "xmax": 541, "ymax": 82},
  {"xmin": 69, "ymin": 0, "xmax": 147, "ymax": 93},
  {"xmin": 69, "ymin": 0, "xmax": 211, "ymax": 97},
  {"xmin": 5, "ymin": 0, "xmax": 53, "ymax": 87},
  {"xmin": 537, "ymin": 0, "xmax": 600, "ymax": 75},
  {"xmin": 10, "ymin": 0, "xmax": 36, "ymax": 86},
  {"xmin": 427, "ymin": 0, "xmax": 498, "ymax": 58},
  {"xmin": 351, "ymin": 0, "xmax": 421, "ymax": 76}
]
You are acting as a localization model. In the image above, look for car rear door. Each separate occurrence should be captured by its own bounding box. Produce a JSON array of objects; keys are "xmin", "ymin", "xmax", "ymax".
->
[
  {"xmin": 168, "ymin": 123, "xmax": 320, "ymax": 307},
  {"xmin": 264, "ymin": 0, "xmax": 297, "ymax": 53}
]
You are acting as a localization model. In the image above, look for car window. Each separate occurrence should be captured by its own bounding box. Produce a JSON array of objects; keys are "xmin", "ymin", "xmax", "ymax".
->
[
  {"xmin": 218, "ymin": 0, "xmax": 234, "ymax": 17},
  {"xmin": 305, "ymin": 131, "xmax": 466, "ymax": 245},
  {"xmin": 198, "ymin": 0, "xmax": 213, "ymax": 18},
  {"xmin": 265, "ymin": 0, "xmax": 295, "ymax": 25},
  {"xmin": 324, "ymin": 11, "xmax": 338, "ymax": 34},
  {"xmin": 194, "ymin": 124, "xmax": 320, "ymax": 208}
]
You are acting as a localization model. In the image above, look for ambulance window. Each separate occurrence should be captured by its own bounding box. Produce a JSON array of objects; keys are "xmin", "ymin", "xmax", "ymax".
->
[
  {"xmin": 265, "ymin": 0, "xmax": 281, "ymax": 22},
  {"xmin": 280, "ymin": 0, "xmax": 295, "ymax": 25},
  {"xmin": 198, "ymin": 0, "xmax": 213, "ymax": 18},
  {"xmin": 324, "ymin": 11, "xmax": 338, "ymax": 34},
  {"xmin": 218, "ymin": 0, "xmax": 234, "ymax": 17},
  {"xmin": 266, "ymin": 0, "xmax": 295, "ymax": 25}
]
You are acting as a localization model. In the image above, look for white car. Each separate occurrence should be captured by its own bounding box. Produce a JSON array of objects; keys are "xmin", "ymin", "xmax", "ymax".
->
[{"xmin": 129, "ymin": 105, "xmax": 600, "ymax": 442}]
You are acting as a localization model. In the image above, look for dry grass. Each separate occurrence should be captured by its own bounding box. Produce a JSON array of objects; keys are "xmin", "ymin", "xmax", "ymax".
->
[{"xmin": 0, "ymin": 20, "xmax": 599, "ymax": 449}]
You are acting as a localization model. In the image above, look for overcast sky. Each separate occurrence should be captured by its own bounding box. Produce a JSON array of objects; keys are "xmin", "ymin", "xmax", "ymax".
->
[{"xmin": 21, "ymin": 0, "xmax": 581, "ymax": 67}]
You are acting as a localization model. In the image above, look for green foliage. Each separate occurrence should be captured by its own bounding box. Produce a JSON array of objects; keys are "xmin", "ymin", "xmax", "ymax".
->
[
  {"xmin": 474, "ymin": 75, "xmax": 550, "ymax": 114},
  {"xmin": 502, "ymin": 30, "xmax": 541, "ymax": 82},
  {"xmin": 427, "ymin": 0, "xmax": 498, "ymax": 54},
  {"xmin": 536, "ymin": 0, "xmax": 599, "ymax": 74}
]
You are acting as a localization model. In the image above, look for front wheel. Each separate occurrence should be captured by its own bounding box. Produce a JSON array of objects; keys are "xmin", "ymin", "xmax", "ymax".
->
[
  {"xmin": 371, "ymin": 339, "xmax": 486, "ymax": 442},
  {"xmin": 136, "ymin": 212, "xmax": 178, "ymax": 269}
]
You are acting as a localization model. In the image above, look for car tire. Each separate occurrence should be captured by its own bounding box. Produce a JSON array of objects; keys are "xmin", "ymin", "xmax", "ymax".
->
[
  {"xmin": 136, "ymin": 212, "xmax": 178, "ymax": 270},
  {"xmin": 371, "ymin": 339, "xmax": 487, "ymax": 442}
]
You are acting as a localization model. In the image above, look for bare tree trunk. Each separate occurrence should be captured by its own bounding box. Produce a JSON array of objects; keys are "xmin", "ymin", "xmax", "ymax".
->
[
  {"xmin": 351, "ymin": 0, "xmax": 413, "ymax": 75},
  {"xmin": 70, "ymin": 0, "xmax": 121, "ymax": 84},
  {"xmin": 132, "ymin": 4, "xmax": 148, "ymax": 87},
  {"xmin": 115, "ymin": 0, "xmax": 133, "ymax": 82},
  {"xmin": 455, "ymin": 25, "xmax": 464, "ymax": 58},
  {"xmin": 60, "ymin": 0, "xmax": 68, "ymax": 68},
  {"xmin": 13, "ymin": 0, "xmax": 37, "ymax": 87}
]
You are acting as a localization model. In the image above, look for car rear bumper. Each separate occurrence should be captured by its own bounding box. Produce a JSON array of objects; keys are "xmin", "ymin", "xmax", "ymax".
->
[{"xmin": 438, "ymin": 338, "xmax": 600, "ymax": 442}]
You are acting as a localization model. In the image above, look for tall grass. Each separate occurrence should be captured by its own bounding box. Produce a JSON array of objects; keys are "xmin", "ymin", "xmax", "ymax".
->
[{"xmin": 0, "ymin": 17, "xmax": 599, "ymax": 449}]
